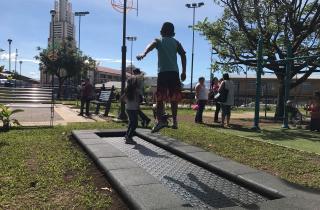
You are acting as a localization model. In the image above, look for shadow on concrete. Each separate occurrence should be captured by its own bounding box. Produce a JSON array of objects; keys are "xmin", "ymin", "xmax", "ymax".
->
[
  {"xmin": 164, "ymin": 173, "xmax": 261, "ymax": 209},
  {"xmin": 133, "ymin": 143, "xmax": 169, "ymax": 159}
]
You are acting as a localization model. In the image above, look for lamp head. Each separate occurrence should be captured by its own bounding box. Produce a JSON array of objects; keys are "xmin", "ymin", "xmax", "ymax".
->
[
  {"xmin": 75, "ymin": 11, "xmax": 90, "ymax": 16},
  {"xmin": 185, "ymin": 3, "xmax": 191, "ymax": 8},
  {"xmin": 8, "ymin": 39, "xmax": 12, "ymax": 43},
  {"xmin": 50, "ymin": 10, "xmax": 56, "ymax": 16},
  {"xmin": 198, "ymin": 2, "xmax": 204, "ymax": 7}
]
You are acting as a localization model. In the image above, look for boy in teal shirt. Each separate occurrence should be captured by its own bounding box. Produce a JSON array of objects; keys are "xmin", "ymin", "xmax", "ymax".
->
[{"xmin": 137, "ymin": 22, "xmax": 187, "ymax": 132}]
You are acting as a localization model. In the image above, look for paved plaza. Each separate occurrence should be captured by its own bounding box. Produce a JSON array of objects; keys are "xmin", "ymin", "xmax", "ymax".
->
[{"xmin": 9, "ymin": 104, "xmax": 96, "ymax": 126}]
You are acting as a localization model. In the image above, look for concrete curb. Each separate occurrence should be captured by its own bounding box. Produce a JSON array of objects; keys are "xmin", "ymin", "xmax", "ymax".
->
[
  {"xmin": 72, "ymin": 130, "xmax": 192, "ymax": 210},
  {"xmin": 135, "ymin": 129, "xmax": 320, "ymax": 204}
]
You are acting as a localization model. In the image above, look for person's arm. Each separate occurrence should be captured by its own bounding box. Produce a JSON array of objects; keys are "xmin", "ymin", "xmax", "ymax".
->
[
  {"xmin": 195, "ymin": 84, "xmax": 201, "ymax": 100},
  {"xmin": 136, "ymin": 40, "xmax": 157, "ymax": 60},
  {"xmin": 177, "ymin": 42, "xmax": 187, "ymax": 81},
  {"xmin": 218, "ymin": 81, "xmax": 225, "ymax": 92}
]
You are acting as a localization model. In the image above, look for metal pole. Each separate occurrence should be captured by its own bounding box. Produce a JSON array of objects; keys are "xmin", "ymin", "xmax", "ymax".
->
[
  {"xmin": 190, "ymin": 7, "xmax": 195, "ymax": 94},
  {"xmin": 78, "ymin": 15, "xmax": 81, "ymax": 52},
  {"xmin": 8, "ymin": 39, "xmax": 12, "ymax": 73},
  {"xmin": 14, "ymin": 49, "xmax": 18, "ymax": 87},
  {"xmin": 282, "ymin": 41, "xmax": 292, "ymax": 129},
  {"xmin": 253, "ymin": 35, "xmax": 263, "ymax": 130},
  {"xmin": 118, "ymin": 0, "xmax": 128, "ymax": 120},
  {"xmin": 15, "ymin": 49, "xmax": 18, "ymax": 74},
  {"xmin": 130, "ymin": 40, "xmax": 133, "ymax": 75},
  {"xmin": 50, "ymin": 10, "xmax": 56, "ymax": 127},
  {"xmin": 265, "ymin": 84, "xmax": 268, "ymax": 119},
  {"xmin": 19, "ymin": 61, "xmax": 22, "ymax": 87}
]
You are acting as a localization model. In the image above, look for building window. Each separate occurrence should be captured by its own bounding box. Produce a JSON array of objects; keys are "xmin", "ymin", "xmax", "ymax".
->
[{"xmin": 302, "ymin": 82, "xmax": 313, "ymax": 93}]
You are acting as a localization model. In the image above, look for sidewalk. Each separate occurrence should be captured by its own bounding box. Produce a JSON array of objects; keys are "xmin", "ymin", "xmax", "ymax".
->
[{"xmin": 11, "ymin": 104, "xmax": 102, "ymax": 126}]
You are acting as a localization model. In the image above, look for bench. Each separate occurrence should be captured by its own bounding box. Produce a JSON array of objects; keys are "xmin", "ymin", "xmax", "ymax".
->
[{"xmin": 91, "ymin": 86, "xmax": 115, "ymax": 116}]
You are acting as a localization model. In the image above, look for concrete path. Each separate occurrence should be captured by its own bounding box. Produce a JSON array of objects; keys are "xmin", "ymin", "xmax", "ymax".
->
[{"xmin": 9, "ymin": 104, "xmax": 99, "ymax": 126}]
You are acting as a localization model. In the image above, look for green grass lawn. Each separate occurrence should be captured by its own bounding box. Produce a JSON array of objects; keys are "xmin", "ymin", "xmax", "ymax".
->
[
  {"xmin": 0, "ymin": 122, "xmax": 126, "ymax": 209},
  {"xmin": 213, "ymin": 126, "xmax": 320, "ymax": 155},
  {"xmin": 160, "ymin": 122, "xmax": 320, "ymax": 189}
]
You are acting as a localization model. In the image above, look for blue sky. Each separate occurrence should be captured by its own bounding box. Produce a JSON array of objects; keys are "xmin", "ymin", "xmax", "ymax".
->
[{"xmin": 0, "ymin": 0, "xmax": 223, "ymax": 84}]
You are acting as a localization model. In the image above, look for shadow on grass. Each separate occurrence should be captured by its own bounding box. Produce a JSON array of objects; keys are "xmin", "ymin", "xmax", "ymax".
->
[
  {"xmin": 0, "ymin": 141, "xmax": 9, "ymax": 148},
  {"xmin": 203, "ymin": 123, "xmax": 259, "ymax": 133},
  {"xmin": 281, "ymin": 179, "xmax": 320, "ymax": 194},
  {"xmin": 203, "ymin": 122, "xmax": 320, "ymax": 142}
]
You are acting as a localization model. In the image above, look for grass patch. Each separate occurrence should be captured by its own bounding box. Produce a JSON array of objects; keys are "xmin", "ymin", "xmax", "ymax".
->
[
  {"xmin": 160, "ymin": 122, "xmax": 320, "ymax": 189},
  {"xmin": 0, "ymin": 122, "xmax": 126, "ymax": 209},
  {"xmin": 214, "ymin": 127, "xmax": 320, "ymax": 155}
]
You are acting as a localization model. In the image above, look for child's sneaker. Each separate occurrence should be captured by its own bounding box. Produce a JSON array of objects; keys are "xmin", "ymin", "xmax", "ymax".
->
[
  {"xmin": 125, "ymin": 136, "xmax": 137, "ymax": 145},
  {"xmin": 172, "ymin": 121, "xmax": 178, "ymax": 129},
  {"xmin": 151, "ymin": 121, "xmax": 168, "ymax": 133}
]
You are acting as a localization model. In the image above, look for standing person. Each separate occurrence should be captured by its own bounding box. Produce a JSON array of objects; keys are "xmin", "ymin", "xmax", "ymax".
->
[
  {"xmin": 307, "ymin": 94, "xmax": 320, "ymax": 131},
  {"xmin": 133, "ymin": 68, "xmax": 151, "ymax": 127},
  {"xmin": 212, "ymin": 77, "xmax": 222, "ymax": 123},
  {"xmin": 195, "ymin": 77, "xmax": 208, "ymax": 123},
  {"xmin": 219, "ymin": 73, "xmax": 234, "ymax": 127},
  {"xmin": 137, "ymin": 22, "xmax": 187, "ymax": 132},
  {"xmin": 79, "ymin": 78, "xmax": 94, "ymax": 116},
  {"xmin": 121, "ymin": 77, "xmax": 140, "ymax": 144}
]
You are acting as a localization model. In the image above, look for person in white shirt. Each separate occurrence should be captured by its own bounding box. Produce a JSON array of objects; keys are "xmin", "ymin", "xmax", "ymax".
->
[
  {"xmin": 219, "ymin": 73, "xmax": 235, "ymax": 127},
  {"xmin": 195, "ymin": 77, "xmax": 208, "ymax": 123}
]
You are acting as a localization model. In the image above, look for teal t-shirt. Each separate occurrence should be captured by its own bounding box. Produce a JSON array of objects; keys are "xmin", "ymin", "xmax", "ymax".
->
[{"xmin": 155, "ymin": 37, "xmax": 184, "ymax": 73}]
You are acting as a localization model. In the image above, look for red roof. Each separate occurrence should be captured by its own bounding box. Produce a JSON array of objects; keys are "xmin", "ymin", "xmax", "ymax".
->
[{"xmin": 96, "ymin": 66, "xmax": 131, "ymax": 76}]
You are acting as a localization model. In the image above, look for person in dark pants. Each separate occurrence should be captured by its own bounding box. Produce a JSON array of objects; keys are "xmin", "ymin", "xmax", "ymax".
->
[
  {"xmin": 79, "ymin": 78, "xmax": 94, "ymax": 116},
  {"xmin": 212, "ymin": 78, "xmax": 222, "ymax": 123},
  {"xmin": 195, "ymin": 77, "xmax": 208, "ymax": 123},
  {"xmin": 121, "ymin": 77, "xmax": 140, "ymax": 144},
  {"xmin": 133, "ymin": 68, "xmax": 151, "ymax": 127}
]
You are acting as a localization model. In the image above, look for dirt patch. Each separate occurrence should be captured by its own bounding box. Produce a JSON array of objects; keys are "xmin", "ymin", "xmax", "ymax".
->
[
  {"xmin": 87, "ymin": 164, "xmax": 129, "ymax": 210},
  {"xmin": 69, "ymin": 136, "xmax": 128, "ymax": 210}
]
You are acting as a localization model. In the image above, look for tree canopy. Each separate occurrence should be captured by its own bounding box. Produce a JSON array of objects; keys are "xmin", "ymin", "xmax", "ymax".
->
[
  {"xmin": 35, "ymin": 38, "xmax": 96, "ymax": 98},
  {"xmin": 196, "ymin": 0, "xmax": 320, "ymax": 87}
]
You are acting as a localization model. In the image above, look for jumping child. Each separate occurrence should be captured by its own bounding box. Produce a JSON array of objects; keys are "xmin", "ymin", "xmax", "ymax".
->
[
  {"xmin": 137, "ymin": 22, "xmax": 187, "ymax": 132},
  {"xmin": 121, "ymin": 77, "xmax": 140, "ymax": 144}
]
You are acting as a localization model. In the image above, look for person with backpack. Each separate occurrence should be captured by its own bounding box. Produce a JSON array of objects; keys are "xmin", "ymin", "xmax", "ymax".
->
[{"xmin": 218, "ymin": 73, "xmax": 234, "ymax": 128}]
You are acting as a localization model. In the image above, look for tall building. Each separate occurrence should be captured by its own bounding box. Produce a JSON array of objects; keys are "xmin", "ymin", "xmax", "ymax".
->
[
  {"xmin": 41, "ymin": 0, "xmax": 75, "ymax": 86},
  {"xmin": 48, "ymin": 0, "xmax": 75, "ymax": 46}
]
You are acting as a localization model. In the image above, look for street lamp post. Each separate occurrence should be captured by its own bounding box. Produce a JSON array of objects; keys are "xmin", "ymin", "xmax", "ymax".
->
[
  {"xmin": 19, "ymin": 61, "xmax": 23, "ymax": 87},
  {"xmin": 74, "ymin": 11, "xmax": 90, "ymax": 53},
  {"xmin": 7, "ymin": 39, "xmax": 12, "ymax": 73},
  {"xmin": 126, "ymin": 36, "xmax": 137, "ymax": 75},
  {"xmin": 50, "ymin": 9, "xmax": 56, "ymax": 127},
  {"xmin": 186, "ymin": 2, "xmax": 204, "ymax": 95},
  {"xmin": 118, "ymin": 0, "xmax": 128, "ymax": 121},
  {"xmin": 14, "ymin": 49, "xmax": 18, "ymax": 87}
]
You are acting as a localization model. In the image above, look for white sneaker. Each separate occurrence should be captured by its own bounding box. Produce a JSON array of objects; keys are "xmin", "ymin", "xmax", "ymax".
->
[{"xmin": 151, "ymin": 121, "xmax": 168, "ymax": 133}]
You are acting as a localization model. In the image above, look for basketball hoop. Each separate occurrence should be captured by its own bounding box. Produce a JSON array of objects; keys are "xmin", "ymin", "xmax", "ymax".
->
[
  {"xmin": 110, "ymin": 0, "xmax": 133, "ymax": 13},
  {"xmin": 110, "ymin": 0, "xmax": 139, "ymax": 15}
]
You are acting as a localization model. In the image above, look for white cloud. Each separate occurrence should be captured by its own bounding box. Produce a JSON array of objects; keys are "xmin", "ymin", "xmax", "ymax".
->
[
  {"xmin": 0, "ymin": 53, "xmax": 39, "ymax": 64},
  {"xmin": 94, "ymin": 58, "xmax": 131, "ymax": 63}
]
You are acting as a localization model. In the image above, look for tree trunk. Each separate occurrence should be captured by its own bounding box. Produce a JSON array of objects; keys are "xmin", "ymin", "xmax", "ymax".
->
[
  {"xmin": 274, "ymin": 81, "xmax": 285, "ymax": 120},
  {"xmin": 57, "ymin": 77, "xmax": 65, "ymax": 99}
]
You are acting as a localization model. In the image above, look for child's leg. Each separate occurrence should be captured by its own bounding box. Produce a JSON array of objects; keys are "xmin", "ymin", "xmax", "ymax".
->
[
  {"xmin": 171, "ymin": 101, "xmax": 178, "ymax": 123},
  {"xmin": 126, "ymin": 110, "xmax": 138, "ymax": 139},
  {"xmin": 156, "ymin": 100, "xmax": 165, "ymax": 122}
]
